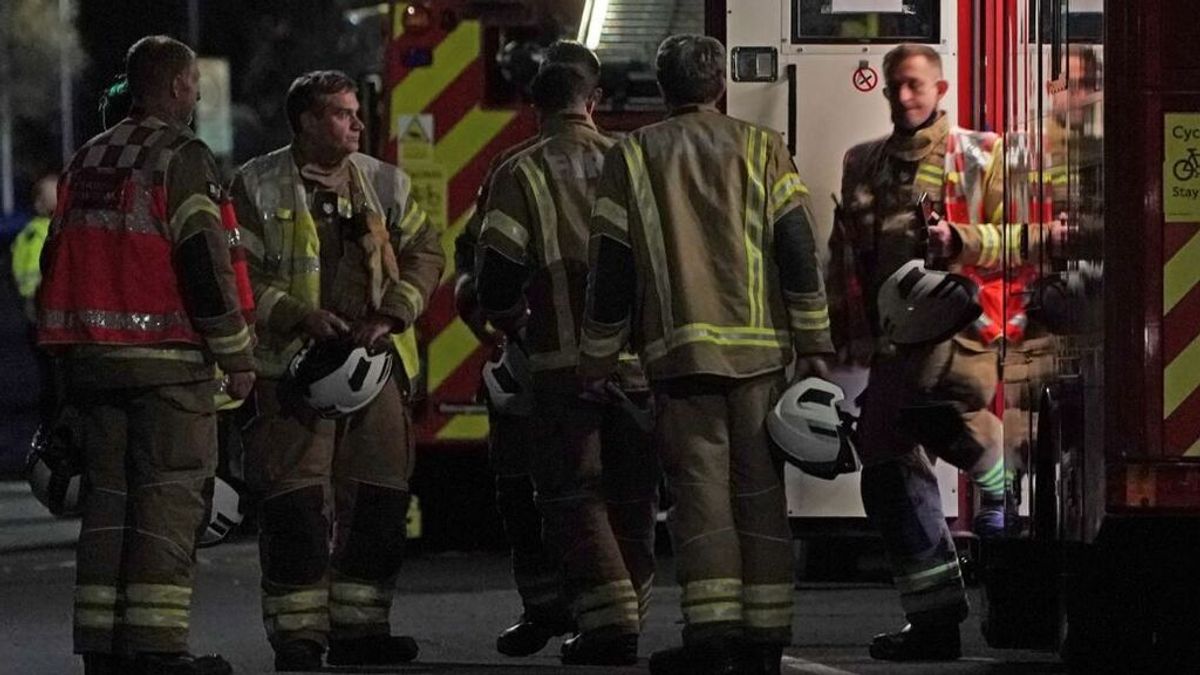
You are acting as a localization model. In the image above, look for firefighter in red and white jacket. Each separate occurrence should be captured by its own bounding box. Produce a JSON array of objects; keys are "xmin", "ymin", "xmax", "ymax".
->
[{"xmin": 37, "ymin": 35, "xmax": 256, "ymax": 675}]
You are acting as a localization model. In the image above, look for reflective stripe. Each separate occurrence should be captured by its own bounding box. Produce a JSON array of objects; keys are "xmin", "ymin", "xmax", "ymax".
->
[
  {"xmin": 75, "ymin": 608, "xmax": 117, "ymax": 629},
  {"xmin": 96, "ymin": 347, "xmax": 207, "ymax": 363},
  {"xmin": 622, "ymin": 139, "xmax": 674, "ymax": 340},
  {"xmin": 329, "ymin": 603, "xmax": 389, "ymax": 625},
  {"xmin": 292, "ymin": 256, "xmax": 321, "ymax": 274},
  {"xmin": 744, "ymin": 606, "xmax": 793, "ymax": 629},
  {"xmin": 205, "ymin": 324, "xmax": 253, "ymax": 356},
  {"xmin": 770, "ymin": 172, "xmax": 808, "ymax": 223},
  {"xmin": 894, "ymin": 560, "xmax": 962, "ymax": 594},
  {"xmin": 743, "ymin": 583, "xmax": 793, "ymax": 629},
  {"xmin": 579, "ymin": 320, "xmax": 628, "ymax": 360},
  {"xmin": 125, "ymin": 583, "xmax": 192, "ymax": 607},
  {"xmin": 577, "ymin": 602, "xmax": 640, "ymax": 633},
  {"xmin": 268, "ymin": 611, "xmax": 330, "ymax": 635},
  {"xmin": 682, "ymin": 578, "xmax": 743, "ymax": 625},
  {"xmin": 172, "ymin": 193, "xmax": 221, "ymax": 231},
  {"xmin": 791, "ymin": 307, "xmax": 831, "ymax": 331},
  {"xmin": 75, "ymin": 585, "xmax": 118, "ymax": 606},
  {"xmin": 1005, "ymin": 224, "xmax": 1024, "ymax": 266},
  {"xmin": 397, "ymin": 202, "xmax": 427, "ymax": 235},
  {"xmin": 743, "ymin": 583, "xmax": 793, "ymax": 604},
  {"xmin": 395, "ymin": 279, "xmax": 426, "ymax": 317},
  {"xmin": 330, "ymin": 582, "xmax": 390, "ymax": 606},
  {"xmin": 65, "ymin": 207, "xmax": 160, "ymax": 235},
  {"xmin": 263, "ymin": 589, "xmax": 329, "ymax": 616},
  {"xmin": 516, "ymin": 156, "xmax": 577, "ymax": 360},
  {"xmin": 593, "ymin": 196, "xmax": 629, "ymax": 232},
  {"xmin": 41, "ymin": 309, "xmax": 192, "ymax": 334},
  {"xmin": 572, "ymin": 580, "xmax": 640, "ymax": 632},
  {"xmin": 643, "ymin": 323, "xmax": 789, "ymax": 363},
  {"xmin": 124, "ymin": 607, "xmax": 189, "ymax": 629},
  {"xmin": 744, "ymin": 129, "xmax": 768, "ymax": 328},
  {"xmin": 256, "ymin": 286, "xmax": 292, "ymax": 326},
  {"xmin": 481, "ymin": 209, "xmax": 530, "ymax": 250},
  {"xmin": 976, "ymin": 224, "xmax": 1000, "ymax": 267}
]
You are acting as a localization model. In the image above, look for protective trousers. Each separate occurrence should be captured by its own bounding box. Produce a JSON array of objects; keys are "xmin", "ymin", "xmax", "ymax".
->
[
  {"xmin": 653, "ymin": 370, "xmax": 794, "ymax": 647},
  {"xmin": 488, "ymin": 407, "xmax": 570, "ymax": 623},
  {"xmin": 857, "ymin": 336, "xmax": 1002, "ymax": 625},
  {"xmin": 72, "ymin": 381, "xmax": 218, "ymax": 656},
  {"xmin": 528, "ymin": 375, "xmax": 659, "ymax": 639},
  {"xmin": 244, "ymin": 377, "xmax": 415, "ymax": 649}
]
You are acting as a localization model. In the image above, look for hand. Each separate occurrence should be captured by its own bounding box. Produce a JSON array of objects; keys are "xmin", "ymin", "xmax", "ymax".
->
[
  {"xmin": 792, "ymin": 355, "xmax": 831, "ymax": 383},
  {"xmin": 927, "ymin": 220, "xmax": 955, "ymax": 259},
  {"xmin": 224, "ymin": 370, "xmax": 257, "ymax": 401},
  {"xmin": 352, "ymin": 314, "xmax": 399, "ymax": 349},
  {"xmin": 302, "ymin": 309, "xmax": 350, "ymax": 341},
  {"xmin": 578, "ymin": 376, "xmax": 611, "ymax": 403}
]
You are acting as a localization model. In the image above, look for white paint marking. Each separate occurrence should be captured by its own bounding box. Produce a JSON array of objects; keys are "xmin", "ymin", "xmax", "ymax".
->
[{"xmin": 782, "ymin": 655, "xmax": 860, "ymax": 675}]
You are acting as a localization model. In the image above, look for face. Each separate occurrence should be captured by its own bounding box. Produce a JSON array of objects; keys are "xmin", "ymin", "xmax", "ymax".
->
[
  {"xmin": 33, "ymin": 177, "xmax": 57, "ymax": 217},
  {"xmin": 172, "ymin": 60, "xmax": 202, "ymax": 124},
  {"xmin": 301, "ymin": 90, "xmax": 363, "ymax": 158},
  {"xmin": 884, "ymin": 55, "xmax": 948, "ymax": 130}
]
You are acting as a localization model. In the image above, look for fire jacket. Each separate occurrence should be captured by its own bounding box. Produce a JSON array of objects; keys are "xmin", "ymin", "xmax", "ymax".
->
[
  {"xmin": 578, "ymin": 104, "xmax": 834, "ymax": 381},
  {"xmin": 37, "ymin": 114, "xmax": 256, "ymax": 387},
  {"xmin": 230, "ymin": 148, "xmax": 443, "ymax": 378}
]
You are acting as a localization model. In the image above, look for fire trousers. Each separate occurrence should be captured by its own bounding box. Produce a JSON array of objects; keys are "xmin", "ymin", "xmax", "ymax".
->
[
  {"xmin": 857, "ymin": 335, "xmax": 1002, "ymax": 625},
  {"xmin": 71, "ymin": 380, "xmax": 219, "ymax": 656},
  {"xmin": 653, "ymin": 370, "xmax": 795, "ymax": 647},
  {"xmin": 488, "ymin": 406, "xmax": 569, "ymax": 623},
  {"xmin": 244, "ymin": 377, "xmax": 414, "ymax": 649},
  {"xmin": 528, "ymin": 374, "xmax": 659, "ymax": 639}
]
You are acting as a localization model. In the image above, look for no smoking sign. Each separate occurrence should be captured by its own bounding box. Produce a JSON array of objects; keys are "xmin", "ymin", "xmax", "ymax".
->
[{"xmin": 853, "ymin": 65, "xmax": 879, "ymax": 92}]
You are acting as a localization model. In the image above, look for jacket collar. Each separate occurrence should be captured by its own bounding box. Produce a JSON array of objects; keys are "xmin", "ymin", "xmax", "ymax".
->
[
  {"xmin": 887, "ymin": 111, "xmax": 949, "ymax": 162},
  {"xmin": 669, "ymin": 103, "xmax": 720, "ymax": 118},
  {"xmin": 540, "ymin": 112, "xmax": 596, "ymax": 137}
]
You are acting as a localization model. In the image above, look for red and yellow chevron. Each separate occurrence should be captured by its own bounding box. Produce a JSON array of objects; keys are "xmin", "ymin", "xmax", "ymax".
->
[
  {"xmin": 1162, "ymin": 221, "xmax": 1200, "ymax": 457},
  {"xmin": 385, "ymin": 3, "xmax": 537, "ymax": 443}
]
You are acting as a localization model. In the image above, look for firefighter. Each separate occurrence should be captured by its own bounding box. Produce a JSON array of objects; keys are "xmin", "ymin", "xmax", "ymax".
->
[
  {"xmin": 452, "ymin": 40, "xmax": 603, "ymax": 657},
  {"xmin": 579, "ymin": 35, "xmax": 834, "ymax": 675},
  {"xmin": 476, "ymin": 60, "xmax": 660, "ymax": 666},
  {"xmin": 229, "ymin": 70, "xmax": 444, "ymax": 671},
  {"xmin": 11, "ymin": 174, "xmax": 57, "ymax": 321},
  {"xmin": 37, "ymin": 35, "xmax": 257, "ymax": 675},
  {"xmin": 827, "ymin": 43, "xmax": 1058, "ymax": 661}
]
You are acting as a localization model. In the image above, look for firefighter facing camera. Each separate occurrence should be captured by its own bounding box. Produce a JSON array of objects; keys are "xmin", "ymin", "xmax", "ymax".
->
[{"xmin": 229, "ymin": 68, "xmax": 444, "ymax": 671}]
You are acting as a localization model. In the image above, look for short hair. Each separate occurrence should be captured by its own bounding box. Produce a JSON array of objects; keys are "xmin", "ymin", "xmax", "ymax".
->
[
  {"xmin": 530, "ymin": 63, "xmax": 593, "ymax": 113},
  {"xmin": 655, "ymin": 35, "xmax": 726, "ymax": 107},
  {"xmin": 882, "ymin": 44, "xmax": 942, "ymax": 81},
  {"xmin": 125, "ymin": 35, "xmax": 195, "ymax": 102},
  {"xmin": 544, "ymin": 40, "xmax": 601, "ymax": 77},
  {"xmin": 286, "ymin": 70, "xmax": 357, "ymax": 134}
]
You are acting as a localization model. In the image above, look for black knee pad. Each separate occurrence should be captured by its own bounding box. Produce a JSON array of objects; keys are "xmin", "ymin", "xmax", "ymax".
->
[
  {"xmin": 261, "ymin": 485, "xmax": 330, "ymax": 585},
  {"xmin": 335, "ymin": 483, "xmax": 409, "ymax": 580}
]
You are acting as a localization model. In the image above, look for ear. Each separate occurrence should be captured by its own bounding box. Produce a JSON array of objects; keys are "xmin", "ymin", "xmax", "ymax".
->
[
  {"xmin": 299, "ymin": 109, "xmax": 316, "ymax": 136},
  {"xmin": 936, "ymin": 78, "xmax": 950, "ymax": 98}
]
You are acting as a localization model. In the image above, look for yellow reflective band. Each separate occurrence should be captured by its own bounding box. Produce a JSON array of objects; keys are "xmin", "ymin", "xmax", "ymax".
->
[
  {"xmin": 744, "ymin": 129, "xmax": 768, "ymax": 328},
  {"xmin": 683, "ymin": 601, "xmax": 743, "ymax": 625},
  {"xmin": 330, "ymin": 582, "xmax": 390, "ymax": 606},
  {"xmin": 1006, "ymin": 224, "xmax": 1024, "ymax": 266},
  {"xmin": 573, "ymin": 579, "xmax": 637, "ymax": 611},
  {"xmin": 329, "ymin": 603, "xmax": 389, "ymax": 625},
  {"xmin": 894, "ymin": 560, "xmax": 961, "ymax": 594},
  {"xmin": 256, "ymin": 286, "xmax": 292, "ymax": 327},
  {"xmin": 576, "ymin": 602, "xmax": 641, "ymax": 633},
  {"xmin": 977, "ymin": 224, "xmax": 999, "ymax": 267},
  {"xmin": 268, "ymin": 612, "xmax": 330, "ymax": 635},
  {"xmin": 206, "ymin": 325, "xmax": 253, "ymax": 356},
  {"xmin": 593, "ymin": 196, "xmax": 628, "ymax": 232},
  {"xmin": 684, "ymin": 578, "xmax": 743, "ymax": 602},
  {"xmin": 75, "ymin": 608, "xmax": 117, "ymax": 629},
  {"xmin": 75, "ymin": 585, "xmax": 118, "ymax": 606},
  {"xmin": 917, "ymin": 162, "xmax": 945, "ymax": 183},
  {"xmin": 125, "ymin": 584, "xmax": 192, "ymax": 608},
  {"xmin": 482, "ymin": 209, "xmax": 530, "ymax": 251},
  {"xmin": 901, "ymin": 584, "xmax": 966, "ymax": 614},
  {"xmin": 263, "ymin": 589, "xmax": 329, "ymax": 616},
  {"xmin": 744, "ymin": 606, "xmax": 794, "ymax": 629},
  {"xmin": 124, "ymin": 607, "xmax": 189, "ymax": 629},
  {"xmin": 771, "ymin": 173, "xmax": 809, "ymax": 213},
  {"xmin": 517, "ymin": 156, "xmax": 577, "ymax": 359},
  {"xmin": 792, "ymin": 307, "xmax": 831, "ymax": 331},
  {"xmin": 172, "ymin": 193, "xmax": 221, "ymax": 232},
  {"xmin": 580, "ymin": 321, "xmax": 627, "ymax": 360},
  {"xmin": 743, "ymin": 583, "xmax": 794, "ymax": 604},
  {"xmin": 396, "ymin": 279, "xmax": 426, "ymax": 317},
  {"xmin": 397, "ymin": 202, "xmax": 428, "ymax": 235},
  {"xmin": 622, "ymin": 139, "xmax": 675, "ymax": 339},
  {"xmin": 643, "ymin": 324, "xmax": 790, "ymax": 363},
  {"xmin": 97, "ymin": 347, "xmax": 208, "ymax": 364}
]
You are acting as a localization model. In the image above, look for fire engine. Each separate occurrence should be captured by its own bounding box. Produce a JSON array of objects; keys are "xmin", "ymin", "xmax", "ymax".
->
[{"xmin": 370, "ymin": 0, "xmax": 1199, "ymax": 668}]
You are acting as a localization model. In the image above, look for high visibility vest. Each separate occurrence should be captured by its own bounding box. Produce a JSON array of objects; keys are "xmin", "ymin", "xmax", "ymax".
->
[
  {"xmin": 38, "ymin": 118, "xmax": 204, "ymax": 349},
  {"xmin": 11, "ymin": 216, "xmax": 50, "ymax": 300}
]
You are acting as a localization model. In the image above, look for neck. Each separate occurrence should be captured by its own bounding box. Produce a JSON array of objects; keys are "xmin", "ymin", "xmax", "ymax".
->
[
  {"xmin": 895, "ymin": 110, "xmax": 942, "ymax": 136},
  {"xmin": 294, "ymin": 137, "xmax": 349, "ymax": 168},
  {"xmin": 135, "ymin": 100, "xmax": 181, "ymax": 125}
]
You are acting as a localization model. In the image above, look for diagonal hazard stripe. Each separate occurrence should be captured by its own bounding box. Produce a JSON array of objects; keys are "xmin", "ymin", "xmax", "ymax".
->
[
  {"xmin": 1164, "ymin": 332, "xmax": 1200, "ymax": 418},
  {"xmin": 437, "ymin": 106, "xmax": 517, "ymax": 179},
  {"xmin": 441, "ymin": 208, "xmax": 473, "ymax": 282},
  {"xmin": 427, "ymin": 317, "xmax": 480, "ymax": 393},
  {"xmin": 389, "ymin": 21, "xmax": 481, "ymax": 136},
  {"xmin": 1164, "ymin": 227, "xmax": 1200, "ymax": 314},
  {"xmin": 435, "ymin": 413, "xmax": 489, "ymax": 440},
  {"xmin": 1165, "ymin": 385, "xmax": 1200, "ymax": 454}
]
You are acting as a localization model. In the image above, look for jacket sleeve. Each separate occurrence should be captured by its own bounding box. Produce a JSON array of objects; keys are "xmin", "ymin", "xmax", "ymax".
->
[
  {"xmin": 167, "ymin": 141, "xmax": 256, "ymax": 373},
  {"xmin": 378, "ymin": 186, "xmax": 444, "ymax": 331},
  {"xmin": 475, "ymin": 159, "xmax": 534, "ymax": 326},
  {"xmin": 228, "ymin": 169, "xmax": 313, "ymax": 339},
  {"xmin": 579, "ymin": 142, "xmax": 636, "ymax": 380},
  {"xmin": 767, "ymin": 136, "xmax": 835, "ymax": 357}
]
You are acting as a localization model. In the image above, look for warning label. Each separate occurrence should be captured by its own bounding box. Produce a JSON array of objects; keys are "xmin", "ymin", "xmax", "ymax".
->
[{"xmin": 397, "ymin": 114, "xmax": 435, "ymax": 162}]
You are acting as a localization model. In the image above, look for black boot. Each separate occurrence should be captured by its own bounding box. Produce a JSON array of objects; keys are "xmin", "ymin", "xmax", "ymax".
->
[
  {"xmin": 132, "ymin": 652, "xmax": 233, "ymax": 675},
  {"xmin": 82, "ymin": 653, "xmax": 132, "ymax": 675},
  {"xmin": 560, "ymin": 631, "xmax": 638, "ymax": 666},
  {"xmin": 869, "ymin": 622, "xmax": 961, "ymax": 661},
  {"xmin": 273, "ymin": 639, "xmax": 323, "ymax": 672},
  {"xmin": 747, "ymin": 643, "xmax": 784, "ymax": 675},
  {"xmin": 326, "ymin": 634, "xmax": 419, "ymax": 666},
  {"xmin": 496, "ymin": 613, "xmax": 575, "ymax": 656},
  {"xmin": 649, "ymin": 637, "xmax": 755, "ymax": 675}
]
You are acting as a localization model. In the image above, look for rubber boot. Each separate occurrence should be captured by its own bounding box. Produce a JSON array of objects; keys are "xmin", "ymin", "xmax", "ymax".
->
[
  {"xmin": 326, "ymin": 634, "xmax": 419, "ymax": 666},
  {"xmin": 132, "ymin": 652, "xmax": 233, "ymax": 675},
  {"xmin": 496, "ymin": 613, "xmax": 575, "ymax": 656},
  {"xmin": 273, "ymin": 639, "xmax": 323, "ymax": 672},
  {"xmin": 559, "ymin": 631, "xmax": 638, "ymax": 666},
  {"xmin": 869, "ymin": 622, "xmax": 962, "ymax": 661},
  {"xmin": 648, "ymin": 637, "xmax": 755, "ymax": 675}
]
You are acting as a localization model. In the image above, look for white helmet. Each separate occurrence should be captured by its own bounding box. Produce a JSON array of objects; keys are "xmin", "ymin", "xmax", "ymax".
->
[
  {"xmin": 877, "ymin": 260, "xmax": 982, "ymax": 346},
  {"xmin": 288, "ymin": 339, "xmax": 394, "ymax": 417},
  {"xmin": 483, "ymin": 343, "xmax": 534, "ymax": 416},
  {"xmin": 25, "ymin": 413, "xmax": 85, "ymax": 517},
  {"xmin": 198, "ymin": 477, "xmax": 244, "ymax": 548},
  {"xmin": 767, "ymin": 377, "xmax": 859, "ymax": 480}
]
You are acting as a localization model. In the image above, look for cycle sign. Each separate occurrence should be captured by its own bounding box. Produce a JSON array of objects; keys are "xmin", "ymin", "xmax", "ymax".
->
[{"xmin": 1165, "ymin": 113, "xmax": 1200, "ymax": 222}]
